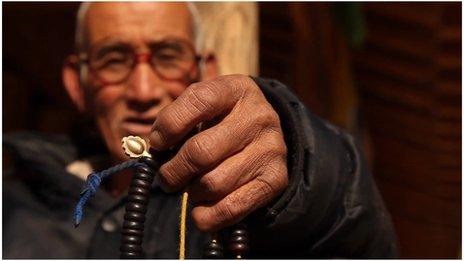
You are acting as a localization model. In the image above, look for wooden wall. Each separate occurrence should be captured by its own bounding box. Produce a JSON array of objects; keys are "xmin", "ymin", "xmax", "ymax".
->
[
  {"xmin": 354, "ymin": 3, "xmax": 461, "ymax": 258},
  {"xmin": 3, "ymin": 3, "xmax": 80, "ymax": 134},
  {"xmin": 259, "ymin": 2, "xmax": 461, "ymax": 258},
  {"xmin": 260, "ymin": 3, "xmax": 360, "ymax": 132}
]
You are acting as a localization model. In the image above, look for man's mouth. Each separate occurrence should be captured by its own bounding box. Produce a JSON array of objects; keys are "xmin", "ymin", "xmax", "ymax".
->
[{"xmin": 121, "ymin": 117, "xmax": 156, "ymax": 136}]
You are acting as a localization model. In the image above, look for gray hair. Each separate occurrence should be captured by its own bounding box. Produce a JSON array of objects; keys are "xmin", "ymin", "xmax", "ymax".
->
[{"xmin": 75, "ymin": 2, "xmax": 204, "ymax": 53}]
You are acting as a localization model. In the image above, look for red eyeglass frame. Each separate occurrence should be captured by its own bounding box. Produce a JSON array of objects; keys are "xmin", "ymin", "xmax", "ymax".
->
[{"xmin": 66, "ymin": 39, "xmax": 203, "ymax": 86}]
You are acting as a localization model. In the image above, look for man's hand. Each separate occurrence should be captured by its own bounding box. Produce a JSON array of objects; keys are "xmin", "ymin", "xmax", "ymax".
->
[{"xmin": 149, "ymin": 75, "xmax": 288, "ymax": 232}]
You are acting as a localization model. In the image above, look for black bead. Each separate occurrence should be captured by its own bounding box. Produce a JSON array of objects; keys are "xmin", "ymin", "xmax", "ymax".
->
[
  {"xmin": 128, "ymin": 186, "xmax": 150, "ymax": 196},
  {"xmin": 121, "ymin": 229, "xmax": 143, "ymax": 237},
  {"xmin": 121, "ymin": 235, "xmax": 143, "ymax": 245},
  {"xmin": 228, "ymin": 223, "xmax": 249, "ymax": 258},
  {"xmin": 125, "ymin": 202, "xmax": 147, "ymax": 213},
  {"xmin": 130, "ymin": 178, "xmax": 152, "ymax": 189},
  {"xmin": 207, "ymin": 241, "xmax": 222, "ymax": 250},
  {"xmin": 127, "ymin": 194, "xmax": 149, "ymax": 204},
  {"xmin": 120, "ymin": 157, "xmax": 157, "ymax": 259},
  {"xmin": 120, "ymin": 251, "xmax": 142, "ymax": 259},
  {"xmin": 123, "ymin": 220, "xmax": 144, "ymax": 230},
  {"xmin": 132, "ymin": 171, "xmax": 154, "ymax": 182},
  {"xmin": 139, "ymin": 156, "xmax": 159, "ymax": 169},
  {"xmin": 124, "ymin": 212, "xmax": 146, "ymax": 222},
  {"xmin": 120, "ymin": 243, "xmax": 143, "ymax": 253},
  {"xmin": 229, "ymin": 235, "xmax": 247, "ymax": 244},
  {"xmin": 203, "ymin": 233, "xmax": 224, "ymax": 258},
  {"xmin": 228, "ymin": 243, "xmax": 249, "ymax": 254},
  {"xmin": 135, "ymin": 165, "xmax": 153, "ymax": 175},
  {"xmin": 231, "ymin": 228, "xmax": 247, "ymax": 237},
  {"xmin": 203, "ymin": 249, "xmax": 223, "ymax": 258}
]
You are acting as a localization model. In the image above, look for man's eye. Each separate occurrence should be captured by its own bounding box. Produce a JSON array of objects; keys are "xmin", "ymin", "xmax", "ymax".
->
[
  {"xmin": 104, "ymin": 58, "xmax": 126, "ymax": 65},
  {"xmin": 98, "ymin": 53, "xmax": 130, "ymax": 68}
]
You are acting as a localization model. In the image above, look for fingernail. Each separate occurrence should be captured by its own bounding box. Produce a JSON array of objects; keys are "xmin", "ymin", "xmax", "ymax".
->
[
  {"xmin": 149, "ymin": 131, "xmax": 162, "ymax": 148},
  {"xmin": 150, "ymin": 122, "xmax": 157, "ymax": 132}
]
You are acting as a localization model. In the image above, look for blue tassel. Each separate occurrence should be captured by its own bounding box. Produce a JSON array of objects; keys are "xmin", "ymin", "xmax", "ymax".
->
[{"xmin": 74, "ymin": 160, "xmax": 147, "ymax": 227}]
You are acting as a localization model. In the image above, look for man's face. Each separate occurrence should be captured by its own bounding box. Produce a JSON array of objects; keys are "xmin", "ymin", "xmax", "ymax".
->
[{"xmin": 82, "ymin": 3, "xmax": 197, "ymax": 162}]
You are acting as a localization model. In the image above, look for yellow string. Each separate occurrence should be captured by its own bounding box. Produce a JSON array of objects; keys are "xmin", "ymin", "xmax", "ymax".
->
[{"xmin": 179, "ymin": 191, "xmax": 188, "ymax": 260}]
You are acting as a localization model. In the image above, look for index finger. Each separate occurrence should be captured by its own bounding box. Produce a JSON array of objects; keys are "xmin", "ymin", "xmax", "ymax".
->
[{"xmin": 150, "ymin": 78, "xmax": 241, "ymax": 150}]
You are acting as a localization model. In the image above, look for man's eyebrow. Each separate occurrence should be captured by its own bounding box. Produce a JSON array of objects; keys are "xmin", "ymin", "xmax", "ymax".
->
[
  {"xmin": 149, "ymin": 41, "xmax": 182, "ymax": 50},
  {"xmin": 91, "ymin": 35, "xmax": 127, "ymax": 46},
  {"xmin": 88, "ymin": 36, "xmax": 130, "ymax": 51}
]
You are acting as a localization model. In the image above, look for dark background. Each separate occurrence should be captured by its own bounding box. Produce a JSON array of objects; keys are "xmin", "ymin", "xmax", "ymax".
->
[{"xmin": 3, "ymin": 2, "xmax": 461, "ymax": 258}]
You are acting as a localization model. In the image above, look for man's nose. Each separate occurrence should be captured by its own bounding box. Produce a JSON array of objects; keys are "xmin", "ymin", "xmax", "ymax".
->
[{"xmin": 125, "ymin": 63, "xmax": 166, "ymax": 106}]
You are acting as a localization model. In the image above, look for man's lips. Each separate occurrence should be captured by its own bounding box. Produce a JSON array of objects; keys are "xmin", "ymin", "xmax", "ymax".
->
[{"xmin": 121, "ymin": 117, "xmax": 156, "ymax": 136}]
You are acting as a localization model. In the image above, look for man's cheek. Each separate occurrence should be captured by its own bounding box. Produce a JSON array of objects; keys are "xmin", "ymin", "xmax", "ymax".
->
[
  {"xmin": 92, "ymin": 88, "xmax": 127, "ymax": 139},
  {"xmin": 93, "ymin": 87, "xmax": 125, "ymax": 113}
]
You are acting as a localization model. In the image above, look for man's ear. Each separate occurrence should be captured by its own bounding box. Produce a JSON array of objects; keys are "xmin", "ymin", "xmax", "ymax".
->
[
  {"xmin": 200, "ymin": 51, "xmax": 219, "ymax": 81},
  {"xmin": 62, "ymin": 55, "xmax": 86, "ymax": 112}
]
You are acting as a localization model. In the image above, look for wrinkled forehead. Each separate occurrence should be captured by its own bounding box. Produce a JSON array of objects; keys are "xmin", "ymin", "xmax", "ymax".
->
[{"xmin": 85, "ymin": 2, "xmax": 194, "ymax": 47}]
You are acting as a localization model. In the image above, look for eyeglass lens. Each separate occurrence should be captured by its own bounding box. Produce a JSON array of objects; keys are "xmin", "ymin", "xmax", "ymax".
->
[{"xmin": 89, "ymin": 40, "xmax": 197, "ymax": 83}]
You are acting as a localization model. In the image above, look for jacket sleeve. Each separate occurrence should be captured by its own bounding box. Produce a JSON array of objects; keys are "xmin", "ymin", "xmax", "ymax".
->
[{"xmin": 248, "ymin": 77, "xmax": 399, "ymax": 258}]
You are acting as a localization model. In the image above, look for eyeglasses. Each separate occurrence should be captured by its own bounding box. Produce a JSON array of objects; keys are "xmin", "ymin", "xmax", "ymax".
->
[{"xmin": 75, "ymin": 39, "xmax": 201, "ymax": 85}]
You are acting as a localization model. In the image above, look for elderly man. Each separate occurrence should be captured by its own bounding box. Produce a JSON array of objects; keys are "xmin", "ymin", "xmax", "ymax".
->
[{"xmin": 3, "ymin": 2, "xmax": 397, "ymax": 258}]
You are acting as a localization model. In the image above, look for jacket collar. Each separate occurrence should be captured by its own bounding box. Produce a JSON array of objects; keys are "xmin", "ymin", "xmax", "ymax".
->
[{"xmin": 3, "ymin": 131, "xmax": 123, "ymax": 213}]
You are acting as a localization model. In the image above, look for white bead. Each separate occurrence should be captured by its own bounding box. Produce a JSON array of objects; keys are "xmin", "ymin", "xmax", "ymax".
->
[
  {"xmin": 121, "ymin": 136, "xmax": 150, "ymax": 158},
  {"xmin": 126, "ymin": 138, "xmax": 144, "ymax": 154}
]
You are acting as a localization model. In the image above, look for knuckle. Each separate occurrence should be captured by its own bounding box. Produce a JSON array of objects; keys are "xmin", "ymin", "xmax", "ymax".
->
[
  {"xmin": 200, "ymin": 174, "xmax": 222, "ymax": 195},
  {"xmin": 156, "ymin": 107, "xmax": 184, "ymax": 139},
  {"xmin": 217, "ymin": 74, "xmax": 252, "ymax": 100},
  {"xmin": 268, "ymin": 109, "xmax": 281, "ymax": 126},
  {"xmin": 268, "ymin": 163, "xmax": 289, "ymax": 189},
  {"xmin": 231, "ymin": 74, "xmax": 256, "ymax": 92},
  {"xmin": 255, "ymin": 176, "xmax": 278, "ymax": 199},
  {"xmin": 254, "ymin": 174, "xmax": 285, "ymax": 200},
  {"xmin": 186, "ymin": 83, "xmax": 220, "ymax": 115},
  {"xmin": 215, "ymin": 199, "xmax": 237, "ymax": 224},
  {"xmin": 253, "ymin": 107, "xmax": 280, "ymax": 129},
  {"xmin": 186, "ymin": 135, "xmax": 216, "ymax": 168},
  {"xmin": 243, "ymin": 78, "xmax": 260, "ymax": 93},
  {"xmin": 269, "ymin": 134, "xmax": 288, "ymax": 156},
  {"xmin": 187, "ymin": 88, "xmax": 211, "ymax": 113},
  {"xmin": 158, "ymin": 166, "xmax": 181, "ymax": 189},
  {"xmin": 177, "ymin": 148, "xmax": 200, "ymax": 174},
  {"xmin": 166, "ymin": 107, "xmax": 189, "ymax": 136},
  {"xmin": 259, "ymin": 132, "xmax": 287, "ymax": 161},
  {"xmin": 259, "ymin": 147, "xmax": 285, "ymax": 167},
  {"xmin": 256, "ymin": 151, "xmax": 274, "ymax": 171},
  {"xmin": 260, "ymin": 158, "xmax": 288, "ymax": 194}
]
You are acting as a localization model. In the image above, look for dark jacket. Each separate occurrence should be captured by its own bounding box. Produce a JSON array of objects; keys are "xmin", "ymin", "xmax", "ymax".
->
[{"xmin": 3, "ymin": 78, "xmax": 398, "ymax": 258}]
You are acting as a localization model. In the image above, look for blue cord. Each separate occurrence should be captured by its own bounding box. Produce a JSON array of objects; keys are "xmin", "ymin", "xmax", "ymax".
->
[{"xmin": 74, "ymin": 160, "xmax": 147, "ymax": 227}]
